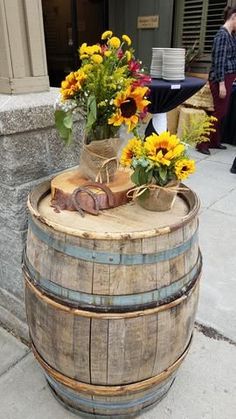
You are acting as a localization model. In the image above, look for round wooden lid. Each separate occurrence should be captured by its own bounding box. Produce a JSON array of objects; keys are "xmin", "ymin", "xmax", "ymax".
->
[{"xmin": 28, "ymin": 180, "xmax": 200, "ymax": 240}]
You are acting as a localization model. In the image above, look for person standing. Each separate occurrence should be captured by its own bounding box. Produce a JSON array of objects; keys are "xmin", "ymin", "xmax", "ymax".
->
[{"xmin": 197, "ymin": 6, "xmax": 236, "ymax": 155}]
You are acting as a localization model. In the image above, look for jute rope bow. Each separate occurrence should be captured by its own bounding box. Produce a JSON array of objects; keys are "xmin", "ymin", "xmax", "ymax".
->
[
  {"xmin": 126, "ymin": 183, "xmax": 188, "ymax": 200},
  {"xmin": 95, "ymin": 157, "xmax": 119, "ymax": 184}
]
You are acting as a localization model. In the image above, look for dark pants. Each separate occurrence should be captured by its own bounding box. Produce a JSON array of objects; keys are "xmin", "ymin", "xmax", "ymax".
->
[{"xmin": 198, "ymin": 74, "xmax": 236, "ymax": 151}]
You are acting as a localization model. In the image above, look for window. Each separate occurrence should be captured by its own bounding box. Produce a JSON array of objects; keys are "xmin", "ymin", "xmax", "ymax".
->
[{"xmin": 174, "ymin": 0, "xmax": 228, "ymax": 58}]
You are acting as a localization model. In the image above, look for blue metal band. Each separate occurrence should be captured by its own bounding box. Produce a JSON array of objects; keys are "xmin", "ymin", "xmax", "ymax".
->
[
  {"xmin": 29, "ymin": 217, "xmax": 198, "ymax": 266},
  {"xmin": 23, "ymin": 252, "xmax": 201, "ymax": 308},
  {"xmin": 45, "ymin": 372, "xmax": 174, "ymax": 411}
]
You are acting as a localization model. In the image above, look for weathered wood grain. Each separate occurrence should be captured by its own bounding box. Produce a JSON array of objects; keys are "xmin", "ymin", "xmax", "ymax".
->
[{"xmin": 24, "ymin": 181, "xmax": 201, "ymax": 417}]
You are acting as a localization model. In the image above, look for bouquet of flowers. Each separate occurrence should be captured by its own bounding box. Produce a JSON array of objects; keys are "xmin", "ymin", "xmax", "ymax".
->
[
  {"xmin": 121, "ymin": 131, "xmax": 195, "ymax": 186},
  {"xmin": 55, "ymin": 31, "xmax": 151, "ymax": 144},
  {"xmin": 55, "ymin": 31, "xmax": 150, "ymax": 182},
  {"xmin": 120, "ymin": 114, "xmax": 215, "ymax": 211}
]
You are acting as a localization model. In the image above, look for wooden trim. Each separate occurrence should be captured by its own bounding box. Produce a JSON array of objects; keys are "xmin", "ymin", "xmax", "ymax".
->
[
  {"xmin": 0, "ymin": 1, "xmax": 13, "ymax": 78},
  {"xmin": 24, "ymin": 273, "xmax": 200, "ymax": 319},
  {"xmin": 24, "ymin": 0, "xmax": 48, "ymax": 76},
  {"xmin": 0, "ymin": 75, "xmax": 49, "ymax": 94},
  {"xmin": 3, "ymin": 0, "xmax": 31, "ymax": 78},
  {"xmin": 31, "ymin": 336, "xmax": 192, "ymax": 396},
  {"xmin": 0, "ymin": 77, "xmax": 11, "ymax": 94},
  {"xmin": 10, "ymin": 75, "xmax": 49, "ymax": 93}
]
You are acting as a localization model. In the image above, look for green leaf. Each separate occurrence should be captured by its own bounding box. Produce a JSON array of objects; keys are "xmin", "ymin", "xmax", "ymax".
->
[
  {"xmin": 131, "ymin": 166, "xmax": 150, "ymax": 186},
  {"xmin": 86, "ymin": 95, "xmax": 97, "ymax": 133},
  {"xmin": 63, "ymin": 114, "xmax": 73, "ymax": 129},
  {"xmin": 138, "ymin": 166, "xmax": 149, "ymax": 185},
  {"xmin": 131, "ymin": 167, "xmax": 141, "ymax": 185},
  {"xmin": 159, "ymin": 166, "xmax": 168, "ymax": 182},
  {"xmin": 55, "ymin": 110, "xmax": 73, "ymax": 145}
]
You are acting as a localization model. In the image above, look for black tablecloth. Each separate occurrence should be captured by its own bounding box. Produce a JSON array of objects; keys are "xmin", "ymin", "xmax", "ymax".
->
[
  {"xmin": 223, "ymin": 85, "xmax": 236, "ymax": 146},
  {"xmin": 147, "ymin": 77, "xmax": 206, "ymax": 114}
]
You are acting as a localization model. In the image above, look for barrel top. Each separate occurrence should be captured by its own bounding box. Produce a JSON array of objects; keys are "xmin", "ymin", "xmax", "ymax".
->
[{"xmin": 28, "ymin": 181, "xmax": 200, "ymax": 240}]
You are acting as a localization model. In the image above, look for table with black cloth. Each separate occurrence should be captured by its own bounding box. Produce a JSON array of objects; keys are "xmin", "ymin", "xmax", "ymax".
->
[
  {"xmin": 145, "ymin": 76, "xmax": 206, "ymax": 136},
  {"xmin": 223, "ymin": 83, "xmax": 236, "ymax": 146}
]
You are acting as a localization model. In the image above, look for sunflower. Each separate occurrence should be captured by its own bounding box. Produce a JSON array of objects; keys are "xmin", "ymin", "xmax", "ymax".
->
[
  {"xmin": 144, "ymin": 132, "xmax": 185, "ymax": 166},
  {"xmin": 120, "ymin": 138, "xmax": 143, "ymax": 166},
  {"xmin": 175, "ymin": 159, "xmax": 195, "ymax": 180},
  {"xmin": 60, "ymin": 70, "xmax": 86, "ymax": 100},
  {"xmin": 108, "ymin": 86, "xmax": 150, "ymax": 131}
]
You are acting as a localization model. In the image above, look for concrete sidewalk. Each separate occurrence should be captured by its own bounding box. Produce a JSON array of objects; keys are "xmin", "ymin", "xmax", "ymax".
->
[{"xmin": 1, "ymin": 145, "xmax": 236, "ymax": 419}]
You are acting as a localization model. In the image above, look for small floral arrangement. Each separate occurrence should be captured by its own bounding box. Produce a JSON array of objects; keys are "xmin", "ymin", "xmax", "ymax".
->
[
  {"xmin": 55, "ymin": 31, "xmax": 151, "ymax": 144},
  {"xmin": 121, "ymin": 132, "xmax": 195, "ymax": 187}
]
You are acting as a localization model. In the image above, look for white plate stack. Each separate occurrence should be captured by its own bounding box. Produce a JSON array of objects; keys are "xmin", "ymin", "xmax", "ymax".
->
[
  {"xmin": 162, "ymin": 48, "xmax": 185, "ymax": 81},
  {"xmin": 150, "ymin": 48, "xmax": 164, "ymax": 79}
]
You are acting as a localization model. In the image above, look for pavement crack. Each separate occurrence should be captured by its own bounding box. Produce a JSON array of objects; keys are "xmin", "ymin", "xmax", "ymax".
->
[
  {"xmin": 195, "ymin": 322, "xmax": 236, "ymax": 346},
  {"xmin": 0, "ymin": 351, "xmax": 30, "ymax": 378}
]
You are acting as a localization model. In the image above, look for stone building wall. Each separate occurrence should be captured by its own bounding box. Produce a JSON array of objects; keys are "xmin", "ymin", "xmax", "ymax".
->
[{"xmin": 0, "ymin": 88, "xmax": 84, "ymax": 340}]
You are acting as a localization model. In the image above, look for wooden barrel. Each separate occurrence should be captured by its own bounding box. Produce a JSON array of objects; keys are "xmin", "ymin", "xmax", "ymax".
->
[{"xmin": 23, "ymin": 180, "xmax": 201, "ymax": 418}]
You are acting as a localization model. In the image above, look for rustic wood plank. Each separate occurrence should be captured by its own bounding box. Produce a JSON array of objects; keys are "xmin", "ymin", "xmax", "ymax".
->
[
  {"xmin": 73, "ymin": 316, "xmax": 91, "ymax": 382},
  {"xmin": 138, "ymin": 314, "xmax": 158, "ymax": 381},
  {"xmin": 90, "ymin": 319, "xmax": 109, "ymax": 384},
  {"xmin": 107, "ymin": 319, "xmax": 125, "ymax": 385},
  {"xmin": 123, "ymin": 317, "xmax": 144, "ymax": 383}
]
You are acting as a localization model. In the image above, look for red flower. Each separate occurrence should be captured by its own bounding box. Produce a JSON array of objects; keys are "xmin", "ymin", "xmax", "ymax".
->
[
  {"xmin": 117, "ymin": 48, "xmax": 124, "ymax": 59},
  {"xmin": 128, "ymin": 60, "xmax": 141, "ymax": 73},
  {"xmin": 100, "ymin": 44, "xmax": 108, "ymax": 55},
  {"xmin": 132, "ymin": 74, "xmax": 152, "ymax": 87}
]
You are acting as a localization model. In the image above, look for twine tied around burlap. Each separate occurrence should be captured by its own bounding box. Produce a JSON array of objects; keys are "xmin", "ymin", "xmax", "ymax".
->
[
  {"xmin": 127, "ymin": 182, "xmax": 188, "ymax": 211},
  {"xmin": 79, "ymin": 138, "xmax": 120, "ymax": 183}
]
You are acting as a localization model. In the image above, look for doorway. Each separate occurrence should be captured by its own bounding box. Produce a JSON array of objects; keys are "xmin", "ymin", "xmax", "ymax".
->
[{"xmin": 42, "ymin": 0, "xmax": 108, "ymax": 87}]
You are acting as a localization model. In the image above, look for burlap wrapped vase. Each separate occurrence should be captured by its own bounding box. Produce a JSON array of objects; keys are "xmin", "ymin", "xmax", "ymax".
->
[
  {"xmin": 137, "ymin": 181, "xmax": 180, "ymax": 212},
  {"xmin": 79, "ymin": 138, "xmax": 121, "ymax": 183}
]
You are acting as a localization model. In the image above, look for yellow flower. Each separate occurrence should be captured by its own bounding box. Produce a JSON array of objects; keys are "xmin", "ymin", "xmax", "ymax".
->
[
  {"xmin": 104, "ymin": 50, "xmax": 112, "ymax": 57},
  {"xmin": 108, "ymin": 86, "xmax": 150, "ymax": 132},
  {"xmin": 79, "ymin": 43, "xmax": 87, "ymax": 55},
  {"xmin": 122, "ymin": 34, "xmax": 132, "ymax": 46},
  {"xmin": 175, "ymin": 159, "xmax": 195, "ymax": 180},
  {"xmin": 74, "ymin": 69, "xmax": 87, "ymax": 84},
  {"xmin": 91, "ymin": 54, "xmax": 103, "ymax": 64},
  {"xmin": 80, "ymin": 54, "xmax": 89, "ymax": 60},
  {"xmin": 120, "ymin": 138, "xmax": 143, "ymax": 166},
  {"xmin": 82, "ymin": 64, "xmax": 93, "ymax": 73},
  {"xmin": 125, "ymin": 51, "xmax": 131, "ymax": 61},
  {"xmin": 81, "ymin": 45, "xmax": 101, "ymax": 56},
  {"xmin": 60, "ymin": 71, "xmax": 86, "ymax": 100},
  {"xmin": 108, "ymin": 36, "xmax": 121, "ymax": 49},
  {"xmin": 144, "ymin": 132, "xmax": 185, "ymax": 166},
  {"xmin": 101, "ymin": 30, "xmax": 113, "ymax": 40}
]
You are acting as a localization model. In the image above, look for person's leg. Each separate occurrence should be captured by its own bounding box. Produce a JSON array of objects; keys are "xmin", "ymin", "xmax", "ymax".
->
[
  {"xmin": 230, "ymin": 156, "xmax": 236, "ymax": 174},
  {"xmin": 209, "ymin": 75, "xmax": 235, "ymax": 148}
]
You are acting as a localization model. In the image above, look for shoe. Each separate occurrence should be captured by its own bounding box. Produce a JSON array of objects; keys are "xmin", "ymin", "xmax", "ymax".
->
[
  {"xmin": 197, "ymin": 148, "xmax": 211, "ymax": 155},
  {"xmin": 230, "ymin": 158, "xmax": 236, "ymax": 173},
  {"xmin": 215, "ymin": 144, "xmax": 227, "ymax": 150}
]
